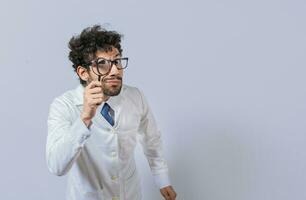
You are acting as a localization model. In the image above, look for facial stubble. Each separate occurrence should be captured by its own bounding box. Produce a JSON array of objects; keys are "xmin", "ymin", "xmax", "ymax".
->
[{"xmin": 101, "ymin": 81, "xmax": 122, "ymax": 96}]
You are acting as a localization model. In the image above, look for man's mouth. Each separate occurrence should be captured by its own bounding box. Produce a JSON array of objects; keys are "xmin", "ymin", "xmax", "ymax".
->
[
  {"xmin": 106, "ymin": 80, "xmax": 121, "ymax": 84},
  {"xmin": 105, "ymin": 77, "xmax": 122, "ymax": 85}
]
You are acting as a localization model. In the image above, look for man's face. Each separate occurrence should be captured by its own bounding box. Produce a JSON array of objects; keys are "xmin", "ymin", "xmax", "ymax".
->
[{"xmin": 87, "ymin": 48, "xmax": 124, "ymax": 96}]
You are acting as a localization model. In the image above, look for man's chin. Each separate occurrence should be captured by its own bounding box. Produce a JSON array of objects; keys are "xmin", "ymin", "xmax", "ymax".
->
[{"xmin": 103, "ymin": 85, "xmax": 122, "ymax": 96}]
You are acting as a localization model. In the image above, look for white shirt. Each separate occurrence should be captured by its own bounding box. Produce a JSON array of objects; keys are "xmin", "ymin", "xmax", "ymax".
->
[{"xmin": 46, "ymin": 84, "xmax": 171, "ymax": 200}]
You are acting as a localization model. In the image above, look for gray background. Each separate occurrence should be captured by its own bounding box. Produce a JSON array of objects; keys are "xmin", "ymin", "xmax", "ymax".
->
[{"xmin": 0, "ymin": 0, "xmax": 305, "ymax": 199}]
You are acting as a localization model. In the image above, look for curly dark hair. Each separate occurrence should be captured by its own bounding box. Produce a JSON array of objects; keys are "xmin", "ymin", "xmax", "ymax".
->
[{"xmin": 68, "ymin": 25, "xmax": 123, "ymax": 86}]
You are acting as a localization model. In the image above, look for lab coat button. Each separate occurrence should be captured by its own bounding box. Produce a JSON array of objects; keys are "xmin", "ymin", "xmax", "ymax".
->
[{"xmin": 111, "ymin": 151, "xmax": 117, "ymax": 157}]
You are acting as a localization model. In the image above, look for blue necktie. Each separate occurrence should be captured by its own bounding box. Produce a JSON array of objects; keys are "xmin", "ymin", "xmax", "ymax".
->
[{"xmin": 101, "ymin": 103, "xmax": 114, "ymax": 126}]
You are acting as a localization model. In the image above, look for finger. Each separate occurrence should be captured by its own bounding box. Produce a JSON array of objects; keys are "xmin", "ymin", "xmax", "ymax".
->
[
  {"xmin": 161, "ymin": 190, "xmax": 167, "ymax": 197},
  {"xmin": 89, "ymin": 98, "xmax": 103, "ymax": 107},
  {"xmin": 84, "ymin": 94, "xmax": 101, "ymax": 102},
  {"xmin": 163, "ymin": 188, "xmax": 176, "ymax": 200},
  {"xmin": 167, "ymin": 187, "xmax": 176, "ymax": 199},
  {"xmin": 166, "ymin": 191, "xmax": 173, "ymax": 200},
  {"xmin": 87, "ymin": 80, "xmax": 102, "ymax": 89},
  {"xmin": 169, "ymin": 190, "xmax": 177, "ymax": 200},
  {"xmin": 161, "ymin": 190, "xmax": 170, "ymax": 200},
  {"xmin": 90, "ymin": 93, "xmax": 104, "ymax": 99},
  {"xmin": 88, "ymin": 86, "xmax": 102, "ymax": 94}
]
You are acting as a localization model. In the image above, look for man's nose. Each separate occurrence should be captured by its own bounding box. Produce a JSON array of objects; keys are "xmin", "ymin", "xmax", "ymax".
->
[{"xmin": 108, "ymin": 63, "xmax": 120, "ymax": 76}]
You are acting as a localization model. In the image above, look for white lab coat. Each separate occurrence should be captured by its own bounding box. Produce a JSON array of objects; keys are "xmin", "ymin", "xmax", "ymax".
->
[{"xmin": 46, "ymin": 84, "xmax": 170, "ymax": 200}]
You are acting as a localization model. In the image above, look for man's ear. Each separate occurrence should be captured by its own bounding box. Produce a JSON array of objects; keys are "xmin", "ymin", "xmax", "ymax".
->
[{"xmin": 76, "ymin": 66, "xmax": 89, "ymax": 82}]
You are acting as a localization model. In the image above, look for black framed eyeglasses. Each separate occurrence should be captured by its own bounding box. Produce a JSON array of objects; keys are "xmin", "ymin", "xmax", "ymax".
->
[{"xmin": 89, "ymin": 57, "xmax": 128, "ymax": 77}]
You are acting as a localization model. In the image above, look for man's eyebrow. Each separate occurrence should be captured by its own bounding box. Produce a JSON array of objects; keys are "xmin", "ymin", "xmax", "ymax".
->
[{"xmin": 114, "ymin": 53, "xmax": 121, "ymax": 57}]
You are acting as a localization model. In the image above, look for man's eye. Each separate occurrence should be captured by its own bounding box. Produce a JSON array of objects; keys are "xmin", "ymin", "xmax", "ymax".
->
[
  {"xmin": 97, "ymin": 59, "xmax": 107, "ymax": 65},
  {"xmin": 113, "ymin": 60, "xmax": 121, "ymax": 65}
]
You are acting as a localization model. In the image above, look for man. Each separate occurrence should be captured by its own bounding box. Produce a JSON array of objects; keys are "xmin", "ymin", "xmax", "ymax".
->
[{"xmin": 46, "ymin": 25, "xmax": 177, "ymax": 200}]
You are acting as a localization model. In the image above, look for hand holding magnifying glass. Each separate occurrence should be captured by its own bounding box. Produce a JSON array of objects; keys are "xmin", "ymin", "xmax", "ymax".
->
[{"xmin": 80, "ymin": 80, "xmax": 109, "ymax": 127}]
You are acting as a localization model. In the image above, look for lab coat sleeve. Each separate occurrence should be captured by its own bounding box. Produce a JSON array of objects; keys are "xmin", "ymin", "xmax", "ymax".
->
[
  {"xmin": 46, "ymin": 97, "xmax": 92, "ymax": 176},
  {"xmin": 136, "ymin": 88, "xmax": 171, "ymax": 189}
]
